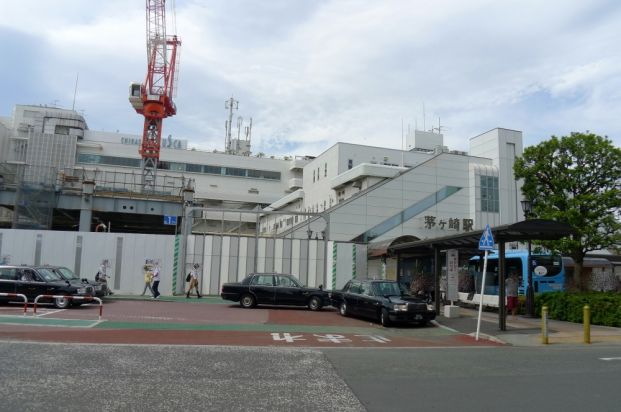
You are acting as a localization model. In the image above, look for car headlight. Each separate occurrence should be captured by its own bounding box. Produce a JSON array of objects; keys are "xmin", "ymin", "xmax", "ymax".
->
[
  {"xmin": 393, "ymin": 304, "xmax": 408, "ymax": 311},
  {"xmin": 426, "ymin": 304, "xmax": 435, "ymax": 311}
]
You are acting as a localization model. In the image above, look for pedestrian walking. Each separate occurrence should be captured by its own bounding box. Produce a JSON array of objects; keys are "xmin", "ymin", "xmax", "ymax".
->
[
  {"xmin": 506, "ymin": 270, "xmax": 520, "ymax": 318},
  {"xmin": 141, "ymin": 264, "xmax": 154, "ymax": 296},
  {"xmin": 96, "ymin": 259, "xmax": 113, "ymax": 295},
  {"xmin": 186, "ymin": 263, "xmax": 202, "ymax": 298},
  {"xmin": 151, "ymin": 264, "xmax": 161, "ymax": 299}
]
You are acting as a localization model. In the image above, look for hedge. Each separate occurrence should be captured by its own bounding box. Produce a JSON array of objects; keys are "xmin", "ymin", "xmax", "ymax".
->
[{"xmin": 535, "ymin": 292, "xmax": 621, "ymax": 327}]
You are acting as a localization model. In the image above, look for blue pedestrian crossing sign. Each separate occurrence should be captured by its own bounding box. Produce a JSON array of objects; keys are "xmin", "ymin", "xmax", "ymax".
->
[
  {"xmin": 478, "ymin": 224, "xmax": 495, "ymax": 250},
  {"xmin": 163, "ymin": 215, "xmax": 177, "ymax": 225}
]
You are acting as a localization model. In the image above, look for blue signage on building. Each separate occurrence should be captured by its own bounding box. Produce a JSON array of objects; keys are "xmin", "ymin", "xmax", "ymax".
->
[{"xmin": 163, "ymin": 215, "xmax": 177, "ymax": 225}]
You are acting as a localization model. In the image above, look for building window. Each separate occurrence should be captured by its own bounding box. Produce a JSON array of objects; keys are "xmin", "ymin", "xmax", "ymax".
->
[
  {"xmin": 225, "ymin": 167, "xmax": 246, "ymax": 177},
  {"xmin": 203, "ymin": 165, "xmax": 222, "ymax": 175},
  {"xmin": 313, "ymin": 170, "xmax": 315, "ymax": 182},
  {"xmin": 348, "ymin": 159, "xmax": 353, "ymax": 169},
  {"xmin": 324, "ymin": 163, "xmax": 327, "ymax": 177},
  {"xmin": 480, "ymin": 175, "xmax": 499, "ymax": 212},
  {"xmin": 77, "ymin": 153, "xmax": 141, "ymax": 168},
  {"xmin": 186, "ymin": 164, "xmax": 202, "ymax": 173}
]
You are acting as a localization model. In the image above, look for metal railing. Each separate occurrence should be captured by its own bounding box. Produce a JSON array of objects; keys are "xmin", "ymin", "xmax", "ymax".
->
[
  {"xmin": 0, "ymin": 292, "xmax": 28, "ymax": 315},
  {"xmin": 33, "ymin": 295, "xmax": 103, "ymax": 320}
]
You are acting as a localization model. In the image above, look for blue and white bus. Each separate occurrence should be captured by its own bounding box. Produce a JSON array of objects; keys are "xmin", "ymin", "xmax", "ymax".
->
[{"xmin": 459, "ymin": 250, "xmax": 565, "ymax": 307}]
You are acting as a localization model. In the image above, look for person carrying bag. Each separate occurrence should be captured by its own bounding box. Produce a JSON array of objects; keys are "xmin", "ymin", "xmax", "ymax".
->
[{"xmin": 186, "ymin": 263, "xmax": 202, "ymax": 299}]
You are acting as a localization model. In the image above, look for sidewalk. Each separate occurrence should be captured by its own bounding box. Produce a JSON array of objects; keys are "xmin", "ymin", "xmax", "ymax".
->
[{"xmin": 435, "ymin": 306, "xmax": 621, "ymax": 346}]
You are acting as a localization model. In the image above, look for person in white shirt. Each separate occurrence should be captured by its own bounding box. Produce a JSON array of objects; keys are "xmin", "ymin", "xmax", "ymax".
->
[
  {"xmin": 506, "ymin": 270, "xmax": 520, "ymax": 318},
  {"xmin": 151, "ymin": 264, "xmax": 161, "ymax": 299},
  {"xmin": 186, "ymin": 263, "xmax": 202, "ymax": 299},
  {"xmin": 97, "ymin": 260, "xmax": 113, "ymax": 296}
]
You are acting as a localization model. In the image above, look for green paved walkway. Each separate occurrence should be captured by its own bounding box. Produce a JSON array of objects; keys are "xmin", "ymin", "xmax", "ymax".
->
[
  {"xmin": 107, "ymin": 295, "xmax": 228, "ymax": 304},
  {"xmin": 0, "ymin": 315, "xmax": 99, "ymax": 328}
]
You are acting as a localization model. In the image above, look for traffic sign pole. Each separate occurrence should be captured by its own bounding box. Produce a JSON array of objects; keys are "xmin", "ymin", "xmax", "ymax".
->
[{"xmin": 476, "ymin": 224, "xmax": 495, "ymax": 341}]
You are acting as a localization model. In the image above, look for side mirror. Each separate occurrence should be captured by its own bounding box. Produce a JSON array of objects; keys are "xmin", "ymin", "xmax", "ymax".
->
[{"xmin": 318, "ymin": 284, "xmax": 323, "ymax": 290}]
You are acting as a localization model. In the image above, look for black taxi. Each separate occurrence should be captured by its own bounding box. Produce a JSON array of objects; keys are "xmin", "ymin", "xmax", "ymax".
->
[{"xmin": 330, "ymin": 279, "xmax": 436, "ymax": 327}]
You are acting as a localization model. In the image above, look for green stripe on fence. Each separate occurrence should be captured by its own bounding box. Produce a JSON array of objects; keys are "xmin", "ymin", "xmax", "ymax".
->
[
  {"xmin": 332, "ymin": 242, "xmax": 337, "ymax": 290},
  {"xmin": 172, "ymin": 234, "xmax": 180, "ymax": 294},
  {"xmin": 352, "ymin": 244, "xmax": 357, "ymax": 279}
]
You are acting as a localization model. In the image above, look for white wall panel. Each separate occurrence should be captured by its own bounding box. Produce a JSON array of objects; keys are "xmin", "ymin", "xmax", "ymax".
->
[
  {"xmin": 0, "ymin": 229, "xmax": 35, "ymax": 265},
  {"xmin": 291, "ymin": 239, "xmax": 301, "ymax": 277},
  {"xmin": 257, "ymin": 238, "xmax": 266, "ymax": 272},
  {"xmin": 40, "ymin": 231, "xmax": 76, "ymax": 268},
  {"xmin": 274, "ymin": 238, "xmax": 283, "ymax": 273},
  {"xmin": 202, "ymin": 235, "xmax": 213, "ymax": 295},
  {"xmin": 307, "ymin": 240, "xmax": 317, "ymax": 287},
  {"xmin": 238, "ymin": 237, "xmax": 248, "ymax": 281},
  {"xmin": 220, "ymin": 236, "xmax": 230, "ymax": 292}
]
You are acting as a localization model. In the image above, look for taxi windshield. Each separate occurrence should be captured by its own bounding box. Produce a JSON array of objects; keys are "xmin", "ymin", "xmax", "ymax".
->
[
  {"xmin": 56, "ymin": 267, "xmax": 79, "ymax": 280},
  {"xmin": 37, "ymin": 268, "xmax": 64, "ymax": 282},
  {"xmin": 372, "ymin": 282, "xmax": 405, "ymax": 297}
]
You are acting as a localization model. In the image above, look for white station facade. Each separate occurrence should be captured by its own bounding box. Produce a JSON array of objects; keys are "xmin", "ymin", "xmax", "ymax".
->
[{"xmin": 0, "ymin": 104, "xmax": 525, "ymax": 240}]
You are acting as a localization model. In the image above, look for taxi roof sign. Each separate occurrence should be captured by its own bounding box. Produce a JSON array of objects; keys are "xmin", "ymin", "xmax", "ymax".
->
[{"xmin": 478, "ymin": 224, "xmax": 495, "ymax": 250}]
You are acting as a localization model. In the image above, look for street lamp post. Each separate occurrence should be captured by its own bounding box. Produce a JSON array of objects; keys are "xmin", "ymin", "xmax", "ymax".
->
[{"xmin": 521, "ymin": 199, "xmax": 535, "ymax": 317}]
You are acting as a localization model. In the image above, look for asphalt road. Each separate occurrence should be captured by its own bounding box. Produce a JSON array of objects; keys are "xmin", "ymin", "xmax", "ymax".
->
[
  {"xmin": 322, "ymin": 345, "xmax": 621, "ymax": 412},
  {"xmin": 3, "ymin": 341, "xmax": 621, "ymax": 411},
  {"xmin": 0, "ymin": 341, "xmax": 363, "ymax": 412}
]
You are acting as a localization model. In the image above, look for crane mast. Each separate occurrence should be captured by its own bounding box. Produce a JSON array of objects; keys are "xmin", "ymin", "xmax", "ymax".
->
[{"xmin": 129, "ymin": 0, "xmax": 181, "ymax": 191}]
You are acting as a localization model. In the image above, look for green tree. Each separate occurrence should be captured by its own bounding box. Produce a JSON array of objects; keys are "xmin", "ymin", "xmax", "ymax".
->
[{"xmin": 514, "ymin": 132, "xmax": 621, "ymax": 289}]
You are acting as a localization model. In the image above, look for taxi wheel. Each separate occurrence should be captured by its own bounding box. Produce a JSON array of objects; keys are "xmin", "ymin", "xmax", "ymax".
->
[
  {"xmin": 54, "ymin": 297, "xmax": 71, "ymax": 309},
  {"xmin": 339, "ymin": 302, "xmax": 348, "ymax": 316},
  {"xmin": 239, "ymin": 294, "xmax": 256, "ymax": 309},
  {"xmin": 308, "ymin": 296, "xmax": 322, "ymax": 311},
  {"xmin": 380, "ymin": 308, "xmax": 391, "ymax": 327}
]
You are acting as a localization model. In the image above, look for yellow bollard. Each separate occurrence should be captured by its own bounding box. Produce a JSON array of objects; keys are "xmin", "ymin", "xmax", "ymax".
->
[
  {"xmin": 583, "ymin": 305, "xmax": 591, "ymax": 344},
  {"xmin": 541, "ymin": 305, "xmax": 549, "ymax": 344}
]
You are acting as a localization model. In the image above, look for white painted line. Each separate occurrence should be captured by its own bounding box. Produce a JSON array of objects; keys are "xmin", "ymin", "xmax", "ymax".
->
[
  {"xmin": 599, "ymin": 357, "xmax": 621, "ymax": 361},
  {"xmin": 88, "ymin": 320, "xmax": 106, "ymax": 328},
  {"xmin": 432, "ymin": 320, "xmax": 459, "ymax": 333},
  {"xmin": 37, "ymin": 309, "xmax": 66, "ymax": 317}
]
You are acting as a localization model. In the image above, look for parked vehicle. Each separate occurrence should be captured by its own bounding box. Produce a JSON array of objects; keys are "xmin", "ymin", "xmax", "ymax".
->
[
  {"xmin": 39, "ymin": 265, "xmax": 105, "ymax": 298},
  {"xmin": 0, "ymin": 265, "xmax": 95, "ymax": 308},
  {"xmin": 221, "ymin": 273, "xmax": 330, "ymax": 311},
  {"xmin": 330, "ymin": 279, "xmax": 436, "ymax": 327}
]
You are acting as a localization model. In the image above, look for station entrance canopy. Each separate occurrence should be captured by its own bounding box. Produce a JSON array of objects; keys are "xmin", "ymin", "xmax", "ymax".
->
[{"xmin": 388, "ymin": 219, "xmax": 575, "ymax": 331}]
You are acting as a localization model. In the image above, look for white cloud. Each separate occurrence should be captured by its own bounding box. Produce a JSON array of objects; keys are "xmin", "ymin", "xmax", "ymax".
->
[{"xmin": 1, "ymin": 0, "xmax": 620, "ymax": 155}]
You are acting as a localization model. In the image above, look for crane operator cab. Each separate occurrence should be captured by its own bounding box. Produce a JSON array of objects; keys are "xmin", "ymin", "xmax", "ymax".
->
[{"xmin": 129, "ymin": 82, "xmax": 144, "ymax": 111}]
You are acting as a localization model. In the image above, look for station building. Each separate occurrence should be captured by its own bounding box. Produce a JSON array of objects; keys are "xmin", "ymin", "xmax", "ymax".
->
[{"xmin": 0, "ymin": 104, "xmax": 528, "ymax": 287}]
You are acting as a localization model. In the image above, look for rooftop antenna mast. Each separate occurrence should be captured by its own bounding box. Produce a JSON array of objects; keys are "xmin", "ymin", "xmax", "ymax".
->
[
  {"xmin": 244, "ymin": 117, "xmax": 252, "ymax": 142},
  {"xmin": 224, "ymin": 97, "xmax": 238, "ymax": 153},
  {"xmin": 72, "ymin": 73, "xmax": 79, "ymax": 111},
  {"xmin": 432, "ymin": 117, "xmax": 445, "ymax": 134}
]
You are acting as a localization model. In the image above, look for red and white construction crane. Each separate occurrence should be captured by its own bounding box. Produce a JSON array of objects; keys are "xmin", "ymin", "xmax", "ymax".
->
[{"xmin": 129, "ymin": 0, "xmax": 181, "ymax": 190}]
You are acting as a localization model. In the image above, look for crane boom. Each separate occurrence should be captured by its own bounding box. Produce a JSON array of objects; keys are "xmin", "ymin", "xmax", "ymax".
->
[{"xmin": 129, "ymin": 0, "xmax": 181, "ymax": 190}]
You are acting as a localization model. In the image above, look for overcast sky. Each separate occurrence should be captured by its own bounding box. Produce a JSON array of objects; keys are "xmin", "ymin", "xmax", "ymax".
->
[{"xmin": 1, "ymin": 0, "xmax": 620, "ymax": 156}]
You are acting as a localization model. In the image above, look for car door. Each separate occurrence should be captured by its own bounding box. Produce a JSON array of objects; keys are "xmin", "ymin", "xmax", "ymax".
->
[
  {"xmin": 249, "ymin": 274, "xmax": 275, "ymax": 305},
  {"xmin": 274, "ymin": 275, "xmax": 305, "ymax": 306},
  {"xmin": 0, "ymin": 267, "xmax": 18, "ymax": 295},
  {"xmin": 357, "ymin": 282, "xmax": 381, "ymax": 319},
  {"xmin": 343, "ymin": 281, "xmax": 362, "ymax": 315},
  {"xmin": 16, "ymin": 269, "xmax": 49, "ymax": 301}
]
